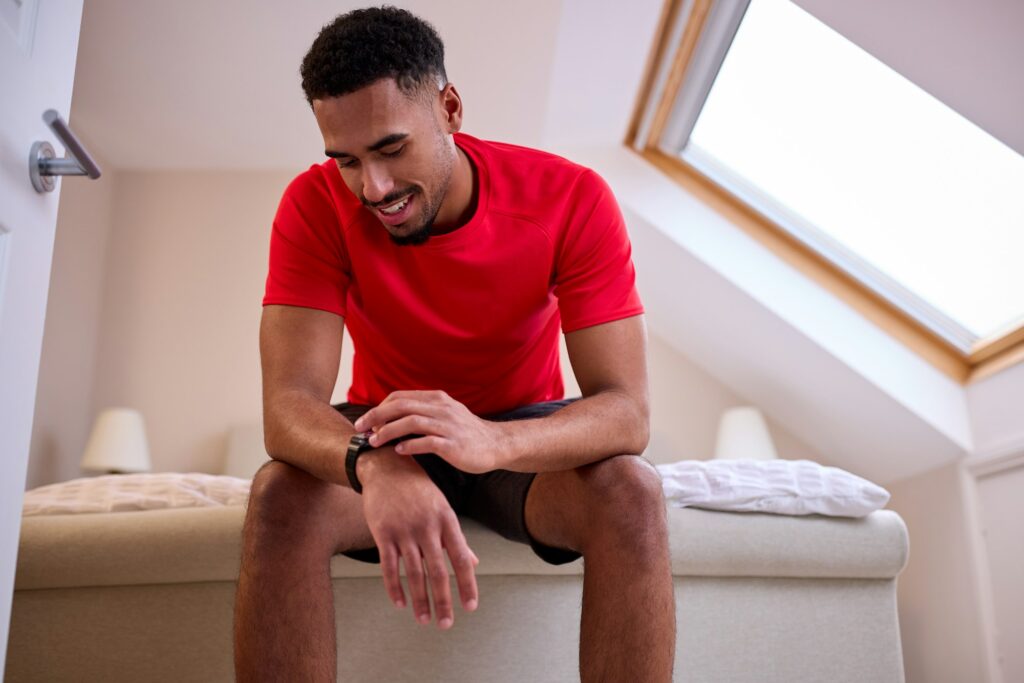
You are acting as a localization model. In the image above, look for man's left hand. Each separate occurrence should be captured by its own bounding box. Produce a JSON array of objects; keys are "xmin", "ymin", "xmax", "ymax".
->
[{"xmin": 353, "ymin": 390, "xmax": 509, "ymax": 474}]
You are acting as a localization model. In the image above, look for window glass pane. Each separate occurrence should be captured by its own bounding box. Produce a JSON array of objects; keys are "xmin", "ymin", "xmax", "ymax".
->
[{"xmin": 686, "ymin": 0, "xmax": 1024, "ymax": 339}]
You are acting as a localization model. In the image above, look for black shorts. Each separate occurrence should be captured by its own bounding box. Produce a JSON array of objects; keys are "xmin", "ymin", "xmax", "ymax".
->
[{"xmin": 332, "ymin": 397, "xmax": 583, "ymax": 566}]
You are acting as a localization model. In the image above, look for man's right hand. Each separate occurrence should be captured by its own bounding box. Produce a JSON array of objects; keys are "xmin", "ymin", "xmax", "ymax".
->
[{"xmin": 357, "ymin": 448, "xmax": 480, "ymax": 629}]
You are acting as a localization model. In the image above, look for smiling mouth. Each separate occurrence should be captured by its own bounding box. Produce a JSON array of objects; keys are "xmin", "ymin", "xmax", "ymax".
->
[
  {"xmin": 372, "ymin": 191, "xmax": 416, "ymax": 227},
  {"xmin": 378, "ymin": 194, "xmax": 412, "ymax": 215}
]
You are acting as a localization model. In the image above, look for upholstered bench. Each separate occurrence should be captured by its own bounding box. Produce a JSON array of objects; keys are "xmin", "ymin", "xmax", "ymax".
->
[{"xmin": 8, "ymin": 502, "xmax": 907, "ymax": 682}]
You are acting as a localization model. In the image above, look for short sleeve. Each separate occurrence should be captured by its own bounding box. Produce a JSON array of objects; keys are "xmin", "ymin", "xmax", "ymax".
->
[
  {"xmin": 553, "ymin": 169, "xmax": 644, "ymax": 332},
  {"xmin": 262, "ymin": 168, "xmax": 351, "ymax": 317}
]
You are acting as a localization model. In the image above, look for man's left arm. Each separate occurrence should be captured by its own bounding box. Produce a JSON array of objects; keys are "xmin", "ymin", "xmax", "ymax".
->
[
  {"xmin": 353, "ymin": 313, "xmax": 650, "ymax": 473},
  {"xmin": 495, "ymin": 314, "xmax": 650, "ymax": 472}
]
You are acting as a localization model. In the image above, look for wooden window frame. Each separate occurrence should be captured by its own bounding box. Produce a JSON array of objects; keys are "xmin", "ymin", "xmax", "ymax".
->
[{"xmin": 625, "ymin": 0, "xmax": 1024, "ymax": 384}]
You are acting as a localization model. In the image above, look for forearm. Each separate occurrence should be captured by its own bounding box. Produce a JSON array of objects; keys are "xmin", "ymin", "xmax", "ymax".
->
[
  {"xmin": 263, "ymin": 389, "xmax": 358, "ymax": 486},
  {"xmin": 497, "ymin": 389, "xmax": 650, "ymax": 473},
  {"xmin": 264, "ymin": 388, "xmax": 420, "ymax": 488}
]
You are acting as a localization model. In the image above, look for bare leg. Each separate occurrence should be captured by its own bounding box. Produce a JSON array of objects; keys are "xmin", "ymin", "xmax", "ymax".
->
[
  {"xmin": 525, "ymin": 455, "xmax": 676, "ymax": 683},
  {"xmin": 233, "ymin": 460, "xmax": 375, "ymax": 682}
]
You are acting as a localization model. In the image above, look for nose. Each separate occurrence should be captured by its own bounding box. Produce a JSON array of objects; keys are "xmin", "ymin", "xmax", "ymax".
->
[{"xmin": 360, "ymin": 163, "xmax": 394, "ymax": 206}]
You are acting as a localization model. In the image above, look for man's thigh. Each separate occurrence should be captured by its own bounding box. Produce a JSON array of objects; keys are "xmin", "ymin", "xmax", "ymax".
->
[{"xmin": 462, "ymin": 397, "xmax": 583, "ymax": 566}]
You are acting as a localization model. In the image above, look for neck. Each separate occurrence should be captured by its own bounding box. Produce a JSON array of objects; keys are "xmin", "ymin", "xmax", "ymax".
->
[{"xmin": 430, "ymin": 142, "xmax": 477, "ymax": 236}]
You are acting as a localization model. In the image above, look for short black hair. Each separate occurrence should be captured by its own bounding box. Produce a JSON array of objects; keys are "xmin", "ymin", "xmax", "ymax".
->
[{"xmin": 300, "ymin": 6, "xmax": 447, "ymax": 106}]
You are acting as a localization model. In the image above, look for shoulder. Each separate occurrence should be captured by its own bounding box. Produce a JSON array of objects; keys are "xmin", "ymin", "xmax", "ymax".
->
[
  {"xmin": 457, "ymin": 133, "xmax": 612, "ymax": 222},
  {"xmin": 278, "ymin": 160, "xmax": 363, "ymax": 226},
  {"xmin": 271, "ymin": 162, "xmax": 360, "ymax": 267}
]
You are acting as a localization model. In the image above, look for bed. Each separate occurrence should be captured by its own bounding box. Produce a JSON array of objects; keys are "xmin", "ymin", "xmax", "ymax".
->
[{"xmin": 7, "ymin": 426, "xmax": 909, "ymax": 682}]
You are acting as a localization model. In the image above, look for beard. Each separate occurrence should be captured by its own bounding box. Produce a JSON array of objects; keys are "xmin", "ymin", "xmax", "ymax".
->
[
  {"xmin": 389, "ymin": 128, "xmax": 456, "ymax": 247},
  {"xmin": 389, "ymin": 187, "xmax": 441, "ymax": 246}
]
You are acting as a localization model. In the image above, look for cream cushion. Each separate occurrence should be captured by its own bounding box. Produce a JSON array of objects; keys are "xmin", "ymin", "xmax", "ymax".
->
[{"xmin": 14, "ymin": 505, "xmax": 908, "ymax": 590}]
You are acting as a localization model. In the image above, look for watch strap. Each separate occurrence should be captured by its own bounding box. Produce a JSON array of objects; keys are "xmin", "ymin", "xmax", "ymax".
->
[{"xmin": 345, "ymin": 431, "xmax": 373, "ymax": 494}]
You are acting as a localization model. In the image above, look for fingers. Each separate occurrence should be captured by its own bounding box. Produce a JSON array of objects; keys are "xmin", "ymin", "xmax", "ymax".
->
[
  {"xmin": 354, "ymin": 396, "xmax": 447, "ymax": 432},
  {"xmin": 442, "ymin": 514, "xmax": 480, "ymax": 613},
  {"xmin": 422, "ymin": 540, "xmax": 455, "ymax": 630},
  {"xmin": 379, "ymin": 544, "xmax": 406, "ymax": 609},
  {"xmin": 394, "ymin": 435, "xmax": 448, "ymax": 456},
  {"xmin": 393, "ymin": 515, "xmax": 480, "ymax": 630},
  {"xmin": 399, "ymin": 542, "xmax": 433, "ymax": 626},
  {"xmin": 367, "ymin": 414, "xmax": 444, "ymax": 448}
]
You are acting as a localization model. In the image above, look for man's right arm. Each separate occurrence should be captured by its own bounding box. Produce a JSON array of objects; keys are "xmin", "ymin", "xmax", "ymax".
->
[
  {"xmin": 259, "ymin": 303, "xmax": 415, "ymax": 487},
  {"xmin": 260, "ymin": 303, "xmax": 480, "ymax": 628},
  {"xmin": 261, "ymin": 303, "xmax": 353, "ymax": 485}
]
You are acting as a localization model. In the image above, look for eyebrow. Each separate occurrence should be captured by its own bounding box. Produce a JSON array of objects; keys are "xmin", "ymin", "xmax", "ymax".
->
[{"xmin": 325, "ymin": 133, "xmax": 409, "ymax": 159}]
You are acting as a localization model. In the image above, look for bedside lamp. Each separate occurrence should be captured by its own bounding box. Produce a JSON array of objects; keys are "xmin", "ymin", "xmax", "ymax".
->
[
  {"xmin": 714, "ymin": 406, "xmax": 778, "ymax": 460},
  {"xmin": 80, "ymin": 408, "xmax": 152, "ymax": 474}
]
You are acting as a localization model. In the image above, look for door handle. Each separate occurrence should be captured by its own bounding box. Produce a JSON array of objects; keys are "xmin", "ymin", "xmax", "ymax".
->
[{"xmin": 29, "ymin": 109, "xmax": 102, "ymax": 193}]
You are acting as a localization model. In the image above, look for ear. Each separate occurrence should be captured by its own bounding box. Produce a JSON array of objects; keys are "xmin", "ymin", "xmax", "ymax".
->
[{"xmin": 436, "ymin": 82, "xmax": 463, "ymax": 134}]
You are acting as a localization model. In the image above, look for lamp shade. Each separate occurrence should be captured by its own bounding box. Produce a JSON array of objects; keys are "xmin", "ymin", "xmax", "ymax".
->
[
  {"xmin": 80, "ymin": 408, "xmax": 152, "ymax": 473},
  {"xmin": 713, "ymin": 406, "xmax": 778, "ymax": 460}
]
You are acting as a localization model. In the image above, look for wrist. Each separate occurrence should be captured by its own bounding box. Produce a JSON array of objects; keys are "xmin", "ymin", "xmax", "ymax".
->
[
  {"xmin": 354, "ymin": 445, "xmax": 408, "ymax": 488},
  {"xmin": 491, "ymin": 420, "xmax": 518, "ymax": 471}
]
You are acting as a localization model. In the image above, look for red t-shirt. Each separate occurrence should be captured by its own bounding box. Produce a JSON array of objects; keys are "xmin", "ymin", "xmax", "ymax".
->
[{"xmin": 262, "ymin": 132, "xmax": 644, "ymax": 415}]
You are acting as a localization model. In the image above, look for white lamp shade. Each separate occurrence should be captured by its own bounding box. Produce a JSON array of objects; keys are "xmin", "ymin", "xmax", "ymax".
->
[
  {"xmin": 80, "ymin": 408, "xmax": 152, "ymax": 473},
  {"xmin": 714, "ymin": 406, "xmax": 778, "ymax": 460}
]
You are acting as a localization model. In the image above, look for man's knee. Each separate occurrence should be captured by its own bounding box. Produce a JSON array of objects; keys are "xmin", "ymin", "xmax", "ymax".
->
[
  {"xmin": 246, "ymin": 459, "xmax": 332, "ymax": 539},
  {"xmin": 581, "ymin": 454, "xmax": 667, "ymax": 549}
]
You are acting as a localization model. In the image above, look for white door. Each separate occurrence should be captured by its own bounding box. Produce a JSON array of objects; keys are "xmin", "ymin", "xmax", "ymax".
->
[
  {"xmin": 976, "ymin": 464, "xmax": 1024, "ymax": 683},
  {"xmin": 0, "ymin": 0, "xmax": 84, "ymax": 676}
]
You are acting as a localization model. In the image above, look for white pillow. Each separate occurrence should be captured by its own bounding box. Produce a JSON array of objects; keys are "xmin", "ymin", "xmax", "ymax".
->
[
  {"xmin": 22, "ymin": 472, "xmax": 252, "ymax": 516},
  {"xmin": 655, "ymin": 458, "xmax": 890, "ymax": 518}
]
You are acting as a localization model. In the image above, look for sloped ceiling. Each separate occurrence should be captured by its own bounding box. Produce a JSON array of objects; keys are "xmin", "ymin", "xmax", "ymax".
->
[
  {"xmin": 793, "ymin": 0, "xmax": 1024, "ymax": 158},
  {"xmin": 70, "ymin": 0, "xmax": 566, "ymax": 169}
]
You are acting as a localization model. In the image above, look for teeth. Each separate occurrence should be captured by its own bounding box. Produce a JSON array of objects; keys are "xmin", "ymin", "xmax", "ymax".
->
[{"xmin": 379, "ymin": 195, "xmax": 410, "ymax": 215}]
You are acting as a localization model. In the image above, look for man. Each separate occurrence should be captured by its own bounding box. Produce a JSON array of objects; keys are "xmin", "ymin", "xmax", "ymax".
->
[{"xmin": 233, "ymin": 7, "xmax": 675, "ymax": 682}]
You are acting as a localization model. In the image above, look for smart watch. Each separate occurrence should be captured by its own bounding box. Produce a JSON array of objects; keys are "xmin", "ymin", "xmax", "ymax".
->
[{"xmin": 345, "ymin": 430, "xmax": 374, "ymax": 494}]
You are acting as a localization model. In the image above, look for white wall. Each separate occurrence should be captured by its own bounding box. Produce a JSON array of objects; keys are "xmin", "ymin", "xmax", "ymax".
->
[
  {"xmin": 90, "ymin": 170, "xmax": 296, "ymax": 475},
  {"xmin": 886, "ymin": 462, "xmax": 991, "ymax": 683},
  {"xmin": 880, "ymin": 361, "xmax": 1024, "ymax": 683},
  {"xmin": 27, "ymin": 151, "xmax": 115, "ymax": 490},
  {"xmin": 541, "ymin": 0, "xmax": 662, "ymax": 149},
  {"xmin": 967, "ymin": 361, "xmax": 1024, "ymax": 458},
  {"xmin": 974, "ymin": 462, "xmax": 1024, "ymax": 683},
  {"xmin": 644, "ymin": 333, "xmax": 815, "ymax": 465}
]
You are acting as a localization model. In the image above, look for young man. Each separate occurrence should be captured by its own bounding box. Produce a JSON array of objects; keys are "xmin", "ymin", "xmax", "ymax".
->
[{"xmin": 234, "ymin": 7, "xmax": 675, "ymax": 682}]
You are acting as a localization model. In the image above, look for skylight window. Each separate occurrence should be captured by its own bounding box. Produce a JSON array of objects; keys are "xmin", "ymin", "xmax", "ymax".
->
[{"xmin": 680, "ymin": 0, "xmax": 1024, "ymax": 346}]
